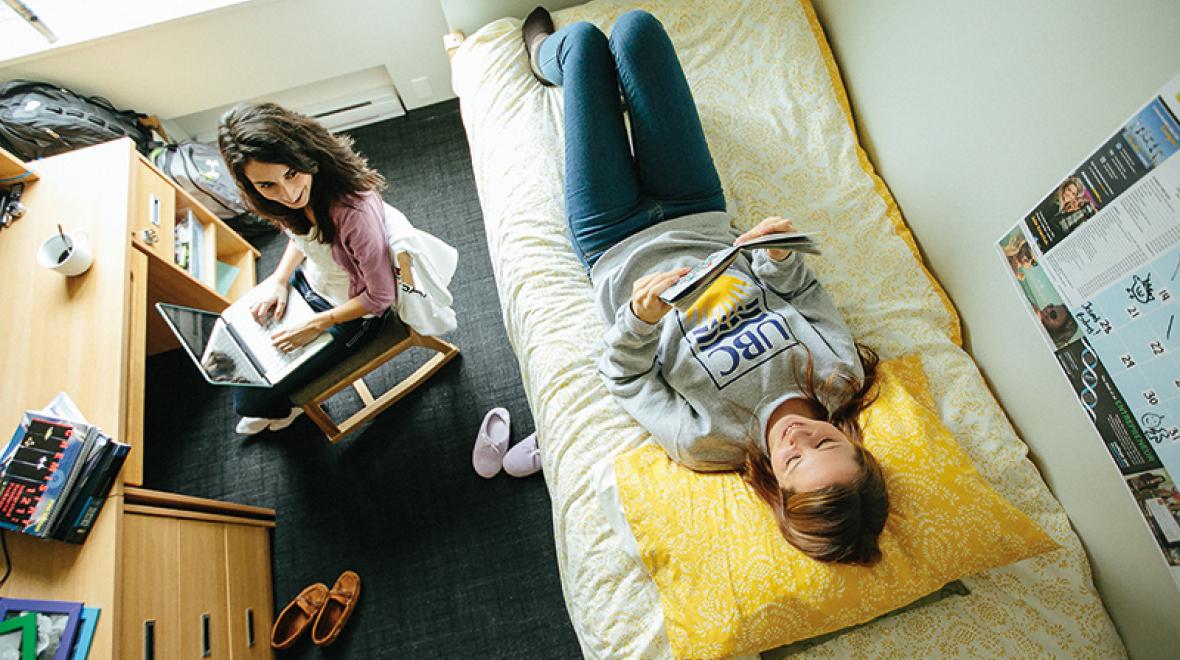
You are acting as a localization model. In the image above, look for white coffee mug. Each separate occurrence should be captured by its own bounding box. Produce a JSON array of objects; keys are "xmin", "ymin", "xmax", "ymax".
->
[{"xmin": 37, "ymin": 229, "xmax": 94, "ymax": 276}]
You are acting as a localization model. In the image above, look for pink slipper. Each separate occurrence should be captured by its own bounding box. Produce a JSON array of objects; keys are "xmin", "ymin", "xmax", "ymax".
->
[
  {"xmin": 503, "ymin": 432, "xmax": 541, "ymax": 477},
  {"xmin": 473, "ymin": 407, "xmax": 510, "ymax": 478}
]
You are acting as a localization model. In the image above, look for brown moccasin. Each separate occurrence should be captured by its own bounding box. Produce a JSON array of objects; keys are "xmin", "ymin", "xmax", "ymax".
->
[
  {"xmin": 270, "ymin": 582, "xmax": 329, "ymax": 649},
  {"xmin": 311, "ymin": 570, "xmax": 362, "ymax": 646}
]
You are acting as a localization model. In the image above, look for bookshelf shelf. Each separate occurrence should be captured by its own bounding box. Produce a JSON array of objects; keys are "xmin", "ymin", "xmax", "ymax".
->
[
  {"xmin": 0, "ymin": 145, "xmax": 38, "ymax": 184},
  {"xmin": 133, "ymin": 153, "xmax": 260, "ymax": 355}
]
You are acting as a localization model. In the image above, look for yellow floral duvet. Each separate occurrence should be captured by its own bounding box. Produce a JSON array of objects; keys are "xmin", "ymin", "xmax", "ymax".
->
[{"xmin": 450, "ymin": 0, "xmax": 1124, "ymax": 657}]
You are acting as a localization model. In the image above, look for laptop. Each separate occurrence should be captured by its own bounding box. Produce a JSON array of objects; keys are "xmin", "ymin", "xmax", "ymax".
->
[{"xmin": 156, "ymin": 289, "xmax": 333, "ymax": 388}]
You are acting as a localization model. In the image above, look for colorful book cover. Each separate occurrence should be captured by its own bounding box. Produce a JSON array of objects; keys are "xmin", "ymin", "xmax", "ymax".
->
[
  {"xmin": 69, "ymin": 607, "xmax": 99, "ymax": 660},
  {"xmin": 0, "ymin": 611, "xmax": 36, "ymax": 660},
  {"xmin": 0, "ymin": 418, "xmax": 76, "ymax": 535}
]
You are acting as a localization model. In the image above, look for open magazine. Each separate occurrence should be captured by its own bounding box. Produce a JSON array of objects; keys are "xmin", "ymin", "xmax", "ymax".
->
[
  {"xmin": 659, "ymin": 231, "xmax": 820, "ymax": 307},
  {"xmin": 157, "ymin": 285, "xmax": 333, "ymax": 387}
]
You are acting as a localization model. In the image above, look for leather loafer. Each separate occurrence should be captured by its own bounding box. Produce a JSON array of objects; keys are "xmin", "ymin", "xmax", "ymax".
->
[
  {"xmin": 270, "ymin": 582, "xmax": 328, "ymax": 649},
  {"xmin": 311, "ymin": 570, "xmax": 362, "ymax": 646}
]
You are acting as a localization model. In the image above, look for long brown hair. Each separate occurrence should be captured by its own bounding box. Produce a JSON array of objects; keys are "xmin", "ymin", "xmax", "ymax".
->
[
  {"xmin": 217, "ymin": 102, "xmax": 385, "ymax": 242},
  {"xmin": 742, "ymin": 344, "xmax": 889, "ymax": 565}
]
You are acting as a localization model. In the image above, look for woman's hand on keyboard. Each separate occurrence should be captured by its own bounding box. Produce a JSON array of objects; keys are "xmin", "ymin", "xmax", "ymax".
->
[
  {"xmin": 271, "ymin": 313, "xmax": 332, "ymax": 352},
  {"xmin": 251, "ymin": 275, "xmax": 291, "ymax": 325}
]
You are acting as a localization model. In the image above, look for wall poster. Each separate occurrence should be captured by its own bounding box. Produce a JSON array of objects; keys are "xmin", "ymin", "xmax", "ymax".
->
[{"xmin": 998, "ymin": 72, "xmax": 1180, "ymax": 588}]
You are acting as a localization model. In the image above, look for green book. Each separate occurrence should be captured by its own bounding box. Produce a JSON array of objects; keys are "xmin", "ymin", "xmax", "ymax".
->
[{"xmin": 215, "ymin": 260, "xmax": 240, "ymax": 296}]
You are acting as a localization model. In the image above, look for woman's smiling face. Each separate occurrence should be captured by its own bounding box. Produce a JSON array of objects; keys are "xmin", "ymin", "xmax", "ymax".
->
[
  {"xmin": 767, "ymin": 414, "xmax": 860, "ymax": 492},
  {"xmin": 243, "ymin": 160, "xmax": 313, "ymax": 209}
]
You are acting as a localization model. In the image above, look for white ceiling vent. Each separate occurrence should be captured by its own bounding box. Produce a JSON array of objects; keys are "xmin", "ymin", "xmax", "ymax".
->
[{"xmin": 170, "ymin": 66, "xmax": 407, "ymax": 143}]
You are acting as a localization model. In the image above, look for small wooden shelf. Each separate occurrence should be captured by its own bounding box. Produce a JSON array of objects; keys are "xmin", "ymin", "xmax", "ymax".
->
[
  {"xmin": 0, "ymin": 145, "xmax": 38, "ymax": 184},
  {"xmin": 131, "ymin": 154, "xmax": 261, "ymax": 355}
]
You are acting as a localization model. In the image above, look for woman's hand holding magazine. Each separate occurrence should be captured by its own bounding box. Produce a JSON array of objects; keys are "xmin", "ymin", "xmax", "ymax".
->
[
  {"xmin": 658, "ymin": 217, "xmax": 820, "ymax": 309},
  {"xmin": 735, "ymin": 216, "xmax": 801, "ymax": 261}
]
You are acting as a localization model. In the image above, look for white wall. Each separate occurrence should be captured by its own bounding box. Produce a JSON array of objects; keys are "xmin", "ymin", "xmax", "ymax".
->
[
  {"xmin": 438, "ymin": 0, "xmax": 584, "ymax": 35},
  {"xmin": 0, "ymin": 0, "xmax": 455, "ymax": 135},
  {"xmin": 808, "ymin": 0, "xmax": 1180, "ymax": 656}
]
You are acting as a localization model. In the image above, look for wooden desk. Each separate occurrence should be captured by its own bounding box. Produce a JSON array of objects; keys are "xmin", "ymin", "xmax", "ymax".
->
[{"xmin": 0, "ymin": 140, "xmax": 275, "ymax": 659}]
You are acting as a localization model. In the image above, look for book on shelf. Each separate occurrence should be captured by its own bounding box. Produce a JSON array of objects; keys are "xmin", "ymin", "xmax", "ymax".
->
[
  {"xmin": 156, "ymin": 282, "xmax": 333, "ymax": 388},
  {"xmin": 174, "ymin": 209, "xmax": 206, "ymax": 281},
  {"xmin": 0, "ymin": 393, "xmax": 129, "ymax": 543},
  {"xmin": 658, "ymin": 231, "xmax": 820, "ymax": 308},
  {"xmin": 215, "ymin": 259, "xmax": 239, "ymax": 296}
]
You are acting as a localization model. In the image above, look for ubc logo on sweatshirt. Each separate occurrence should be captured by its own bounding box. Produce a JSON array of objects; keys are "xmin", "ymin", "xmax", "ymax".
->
[{"xmin": 676, "ymin": 272, "xmax": 797, "ymax": 389}]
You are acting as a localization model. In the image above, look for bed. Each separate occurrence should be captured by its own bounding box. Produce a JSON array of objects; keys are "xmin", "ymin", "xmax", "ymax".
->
[{"xmin": 448, "ymin": 0, "xmax": 1125, "ymax": 656}]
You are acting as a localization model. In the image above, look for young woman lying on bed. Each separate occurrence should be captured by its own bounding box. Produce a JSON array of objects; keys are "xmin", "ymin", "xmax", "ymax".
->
[{"xmin": 524, "ymin": 7, "xmax": 889, "ymax": 564}]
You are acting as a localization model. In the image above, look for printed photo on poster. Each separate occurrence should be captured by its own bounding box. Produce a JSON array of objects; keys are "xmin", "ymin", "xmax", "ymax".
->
[
  {"xmin": 1000, "ymin": 226, "xmax": 1081, "ymax": 349},
  {"xmin": 1127, "ymin": 468, "xmax": 1180, "ymax": 564},
  {"xmin": 1025, "ymin": 97, "xmax": 1180, "ymax": 253}
]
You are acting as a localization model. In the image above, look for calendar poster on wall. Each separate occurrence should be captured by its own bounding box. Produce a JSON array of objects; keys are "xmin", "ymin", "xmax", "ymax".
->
[{"xmin": 998, "ymin": 72, "xmax": 1180, "ymax": 587}]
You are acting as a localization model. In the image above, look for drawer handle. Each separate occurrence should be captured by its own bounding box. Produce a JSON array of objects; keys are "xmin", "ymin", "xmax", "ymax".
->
[
  {"xmin": 141, "ymin": 228, "xmax": 158, "ymax": 245},
  {"xmin": 201, "ymin": 612, "xmax": 211, "ymax": 657},
  {"xmin": 246, "ymin": 608, "xmax": 255, "ymax": 647},
  {"xmin": 144, "ymin": 620, "xmax": 155, "ymax": 660},
  {"xmin": 149, "ymin": 194, "xmax": 161, "ymax": 226}
]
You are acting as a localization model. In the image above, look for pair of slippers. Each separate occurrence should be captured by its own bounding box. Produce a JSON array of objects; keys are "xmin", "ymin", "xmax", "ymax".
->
[{"xmin": 472, "ymin": 407, "xmax": 541, "ymax": 478}]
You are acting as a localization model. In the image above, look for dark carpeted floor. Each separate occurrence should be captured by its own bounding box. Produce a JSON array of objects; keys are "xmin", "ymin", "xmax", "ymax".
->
[{"xmin": 143, "ymin": 100, "xmax": 582, "ymax": 659}]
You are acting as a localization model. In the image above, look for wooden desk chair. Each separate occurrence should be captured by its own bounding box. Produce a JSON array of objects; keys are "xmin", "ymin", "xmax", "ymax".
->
[{"xmin": 290, "ymin": 316, "xmax": 459, "ymax": 442}]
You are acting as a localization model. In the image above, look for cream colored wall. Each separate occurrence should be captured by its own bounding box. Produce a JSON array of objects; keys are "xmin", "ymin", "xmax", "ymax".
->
[
  {"xmin": 808, "ymin": 0, "xmax": 1180, "ymax": 656},
  {"xmin": 0, "ymin": 0, "xmax": 454, "ymax": 126}
]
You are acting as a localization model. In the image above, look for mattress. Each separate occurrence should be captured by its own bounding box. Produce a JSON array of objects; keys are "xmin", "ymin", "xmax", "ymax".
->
[{"xmin": 450, "ymin": 0, "xmax": 1124, "ymax": 656}]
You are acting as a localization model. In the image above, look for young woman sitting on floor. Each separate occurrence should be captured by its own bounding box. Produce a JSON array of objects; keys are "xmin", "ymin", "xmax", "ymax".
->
[
  {"xmin": 523, "ymin": 8, "xmax": 888, "ymax": 564},
  {"xmin": 218, "ymin": 102, "xmax": 399, "ymax": 435}
]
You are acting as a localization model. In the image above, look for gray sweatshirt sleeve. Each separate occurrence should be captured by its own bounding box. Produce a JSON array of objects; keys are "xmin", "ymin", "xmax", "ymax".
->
[
  {"xmin": 750, "ymin": 250, "xmax": 815, "ymax": 299},
  {"xmin": 597, "ymin": 304, "xmax": 717, "ymax": 469}
]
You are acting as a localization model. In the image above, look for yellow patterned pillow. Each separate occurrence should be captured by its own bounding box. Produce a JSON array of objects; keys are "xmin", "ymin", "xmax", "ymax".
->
[{"xmin": 614, "ymin": 354, "xmax": 1058, "ymax": 658}]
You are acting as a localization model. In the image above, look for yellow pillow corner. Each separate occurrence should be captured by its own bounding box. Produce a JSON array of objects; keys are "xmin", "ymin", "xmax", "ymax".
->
[{"xmin": 614, "ymin": 356, "xmax": 1057, "ymax": 658}]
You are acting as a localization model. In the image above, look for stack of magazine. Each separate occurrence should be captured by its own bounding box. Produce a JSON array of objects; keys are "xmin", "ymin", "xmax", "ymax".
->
[{"xmin": 0, "ymin": 393, "xmax": 129, "ymax": 543}]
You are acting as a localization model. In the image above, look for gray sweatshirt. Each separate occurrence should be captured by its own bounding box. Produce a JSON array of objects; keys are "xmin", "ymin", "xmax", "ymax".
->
[{"xmin": 592, "ymin": 212, "xmax": 862, "ymax": 471}]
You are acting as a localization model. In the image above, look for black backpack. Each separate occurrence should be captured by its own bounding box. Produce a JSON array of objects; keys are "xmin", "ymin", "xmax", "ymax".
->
[
  {"xmin": 150, "ymin": 141, "xmax": 275, "ymax": 237},
  {"xmin": 0, "ymin": 80, "xmax": 154, "ymax": 160}
]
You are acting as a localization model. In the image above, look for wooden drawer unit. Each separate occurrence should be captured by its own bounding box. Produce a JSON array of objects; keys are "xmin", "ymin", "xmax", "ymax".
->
[
  {"xmin": 119, "ymin": 489, "xmax": 275, "ymax": 660},
  {"xmin": 130, "ymin": 160, "xmax": 176, "ymax": 262}
]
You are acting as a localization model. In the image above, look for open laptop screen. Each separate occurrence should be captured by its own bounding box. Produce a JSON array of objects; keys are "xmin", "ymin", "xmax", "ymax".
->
[{"xmin": 156, "ymin": 303, "xmax": 268, "ymax": 387}]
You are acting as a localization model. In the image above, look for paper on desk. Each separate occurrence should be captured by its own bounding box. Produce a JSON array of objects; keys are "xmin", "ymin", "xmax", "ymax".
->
[{"xmin": 22, "ymin": 391, "xmax": 89, "ymax": 427}]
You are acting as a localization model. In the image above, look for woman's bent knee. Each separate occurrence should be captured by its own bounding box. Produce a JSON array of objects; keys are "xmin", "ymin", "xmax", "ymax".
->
[
  {"xmin": 564, "ymin": 21, "xmax": 608, "ymax": 50},
  {"xmin": 611, "ymin": 9, "xmax": 664, "ymax": 45}
]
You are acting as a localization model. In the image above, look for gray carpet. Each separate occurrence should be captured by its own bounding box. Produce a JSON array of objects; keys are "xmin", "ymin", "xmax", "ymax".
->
[{"xmin": 144, "ymin": 100, "xmax": 582, "ymax": 658}]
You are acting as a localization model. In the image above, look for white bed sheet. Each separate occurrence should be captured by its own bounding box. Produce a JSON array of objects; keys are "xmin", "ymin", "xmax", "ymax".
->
[{"xmin": 451, "ymin": 0, "xmax": 1125, "ymax": 657}]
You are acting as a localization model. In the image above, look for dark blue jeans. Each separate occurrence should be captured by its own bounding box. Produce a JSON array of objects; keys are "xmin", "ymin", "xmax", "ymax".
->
[
  {"xmin": 537, "ymin": 10, "xmax": 726, "ymax": 268},
  {"xmin": 234, "ymin": 269, "xmax": 386, "ymax": 419}
]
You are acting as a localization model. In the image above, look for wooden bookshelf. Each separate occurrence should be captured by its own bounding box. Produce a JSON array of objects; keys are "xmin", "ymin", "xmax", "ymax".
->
[{"xmin": 133, "ymin": 153, "xmax": 261, "ymax": 355}]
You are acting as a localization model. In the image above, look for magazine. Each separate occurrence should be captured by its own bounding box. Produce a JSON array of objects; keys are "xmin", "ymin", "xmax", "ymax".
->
[
  {"xmin": 658, "ymin": 231, "xmax": 819, "ymax": 307},
  {"xmin": 0, "ymin": 393, "xmax": 128, "ymax": 542}
]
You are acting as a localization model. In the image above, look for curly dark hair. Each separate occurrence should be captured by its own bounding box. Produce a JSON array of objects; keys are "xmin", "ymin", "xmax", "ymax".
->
[{"xmin": 217, "ymin": 102, "xmax": 385, "ymax": 243}]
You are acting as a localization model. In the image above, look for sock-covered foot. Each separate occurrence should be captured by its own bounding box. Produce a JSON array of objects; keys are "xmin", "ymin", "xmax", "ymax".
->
[
  {"xmin": 268, "ymin": 407, "xmax": 304, "ymax": 432},
  {"xmin": 236, "ymin": 416, "xmax": 271, "ymax": 436},
  {"xmin": 522, "ymin": 6, "xmax": 556, "ymax": 86}
]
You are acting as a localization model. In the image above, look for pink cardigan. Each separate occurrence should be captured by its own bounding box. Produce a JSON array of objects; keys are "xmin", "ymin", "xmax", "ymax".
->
[{"xmin": 326, "ymin": 190, "xmax": 397, "ymax": 316}]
